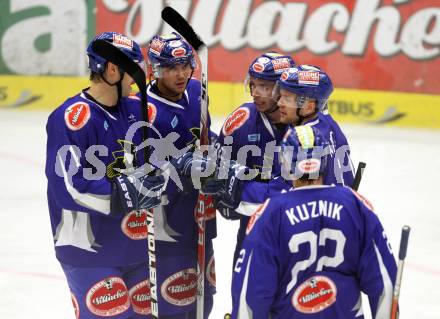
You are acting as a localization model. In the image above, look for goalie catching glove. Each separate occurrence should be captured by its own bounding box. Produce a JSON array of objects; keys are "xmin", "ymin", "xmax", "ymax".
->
[{"xmin": 111, "ymin": 169, "xmax": 166, "ymax": 215}]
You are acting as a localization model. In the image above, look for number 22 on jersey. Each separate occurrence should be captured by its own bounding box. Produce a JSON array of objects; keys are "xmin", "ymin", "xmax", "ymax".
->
[{"xmin": 286, "ymin": 228, "xmax": 346, "ymax": 294}]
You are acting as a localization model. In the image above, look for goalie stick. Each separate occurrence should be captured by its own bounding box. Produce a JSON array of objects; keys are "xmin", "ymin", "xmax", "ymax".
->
[
  {"xmin": 161, "ymin": 7, "xmax": 209, "ymax": 319},
  {"xmin": 391, "ymin": 225, "xmax": 411, "ymax": 319},
  {"xmin": 91, "ymin": 40, "xmax": 160, "ymax": 318}
]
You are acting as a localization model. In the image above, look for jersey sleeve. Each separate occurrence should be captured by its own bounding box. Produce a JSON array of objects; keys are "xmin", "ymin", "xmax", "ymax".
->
[
  {"xmin": 331, "ymin": 119, "xmax": 355, "ymax": 187},
  {"xmin": 231, "ymin": 199, "xmax": 280, "ymax": 318},
  {"xmin": 357, "ymin": 204, "xmax": 397, "ymax": 318},
  {"xmin": 45, "ymin": 109, "xmax": 113, "ymax": 216},
  {"xmin": 236, "ymin": 177, "xmax": 290, "ymax": 216},
  {"xmin": 338, "ymin": 133, "xmax": 355, "ymax": 187}
]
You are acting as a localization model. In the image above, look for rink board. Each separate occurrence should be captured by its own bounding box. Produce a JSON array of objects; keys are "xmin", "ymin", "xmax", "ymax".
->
[{"xmin": 1, "ymin": 75, "xmax": 439, "ymax": 129}]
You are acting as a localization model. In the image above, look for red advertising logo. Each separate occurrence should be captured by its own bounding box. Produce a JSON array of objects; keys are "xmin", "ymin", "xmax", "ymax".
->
[
  {"xmin": 292, "ymin": 275, "xmax": 337, "ymax": 314},
  {"xmin": 97, "ymin": 0, "xmax": 440, "ymax": 94},
  {"xmin": 161, "ymin": 268, "xmax": 197, "ymax": 306},
  {"xmin": 129, "ymin": 280, "xmax": 151, "ymax": 315},
  {"xmin": 86, "ymin": 277, "xmax": 130, "ymax": 317}
]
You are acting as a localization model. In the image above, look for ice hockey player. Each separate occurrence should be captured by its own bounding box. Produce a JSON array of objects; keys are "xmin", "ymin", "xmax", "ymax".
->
[
  {"xmin": 45, "ymin": 32, "xmax": 166, "ymax": 319},
  {"xmin": 212, "ymin": 64, "xmax": 355, "ymax": 266},
  {"xmin": 275, "ymin": 64, "xmax": 355, "ymax": 185},
  {"xmin": 144, "ymin": 32, "xmax": 216, "ymax": 318},
  {"xmin": 215, "ymin": 52, "xmax": 295, "ymax": 265},
  {"xmin": 231, "ymin": 125, "xmax": 397, "ymax": 319}
]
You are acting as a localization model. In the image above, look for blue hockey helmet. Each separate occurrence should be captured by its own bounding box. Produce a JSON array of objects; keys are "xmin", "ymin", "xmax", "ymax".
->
[
  {"xmin": 86, "ymin": 32, "xmax": 144, "ymax": 74},
  {"xmin": 248, "ymin": 52, "xmax": 295, "ymax": 82},
  {"xmin": 280, "ymin": 125, "xmax": 329, "ymax": 180},
  {"xmin": 275, "ymin": 65, "xmax": 333, "ymax": 111},
  {"xmin": 147, "ymin": 32, "xmax": 196, "ymax": 75}
]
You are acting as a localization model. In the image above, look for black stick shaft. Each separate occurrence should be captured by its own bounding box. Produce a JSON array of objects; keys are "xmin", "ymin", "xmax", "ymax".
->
[{"xmin": 352, "ymin": 161, "xmax": 366, "ymax": 191}]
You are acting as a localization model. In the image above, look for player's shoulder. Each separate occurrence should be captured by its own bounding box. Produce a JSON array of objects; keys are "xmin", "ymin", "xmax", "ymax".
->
[
  {"xmin": 245, "ymin": 198, "xmax": 274, "ymax": 236},
  {"xmin": 318, "ymin": 112, "xmax": 347, "ymax": 138},
  {"xmin": 343, "ymin": 186, "xmax": 375, "ymax": 212},
  {"xmin": 49, "ymin": 93, "xmax": 94, "ymax": 132},
  {"xmin": 221, "ymin": 103, "xmax": 256, "ymax": 136},
  {"xmin": 185, "ymin": 78, "xmax": 201, "ymax": 96}
]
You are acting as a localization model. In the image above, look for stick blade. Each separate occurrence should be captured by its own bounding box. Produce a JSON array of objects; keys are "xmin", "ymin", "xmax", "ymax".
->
[{"xmin": 161, "ymin": 6, "xmax": 204, "ymax": 50}]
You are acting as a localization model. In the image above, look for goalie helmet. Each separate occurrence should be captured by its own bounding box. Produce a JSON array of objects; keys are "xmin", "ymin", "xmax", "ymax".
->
[
  {"xmin": 280, "ymin": 125, "xmax": 329, "ymax": 179},
  {"xmin": 86, "ymin": 32, "xmax": 144, "ymax": 74},
  {"xmin": 147, "ymin": 32, "xmax": 196, "ymax": 76},
  {"xmin": 275, "ymin": 65, "xmax": 333, "ymax": 111}
]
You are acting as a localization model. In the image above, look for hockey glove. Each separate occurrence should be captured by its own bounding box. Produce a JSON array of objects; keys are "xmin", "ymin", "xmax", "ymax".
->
[
  {"xmin": 111, "ymin": 169, "xmax": 165, "ymax": 215},
  {"xmin": 170, "ymin": 150, "xmax": 216, "ymax": 192},
  {"xmin": 203, "ymin": 160, "xmax": 248, "ymax": 220}
]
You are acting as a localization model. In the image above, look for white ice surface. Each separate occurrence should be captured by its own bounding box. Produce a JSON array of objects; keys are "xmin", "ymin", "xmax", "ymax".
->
[{"xmin": 0, "ymin": 110, "xmax": 439, "ymax": 318}]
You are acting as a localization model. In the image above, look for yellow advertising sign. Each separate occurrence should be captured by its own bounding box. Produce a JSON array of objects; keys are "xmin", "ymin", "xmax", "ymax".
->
[
  {"xmin": 328, "ymin": 89, "xmax": 440, "ymax": 129},
  {"xmin": 2, "ymin": 76, "xmax": 440, "ymax": 129},
  {"xmin": 0, "ymin": 75, "xmax": 88, "ymax": 111},
  {"xmin": 209, "ymin": 84, "xmax": 440, "ymax": 129}
]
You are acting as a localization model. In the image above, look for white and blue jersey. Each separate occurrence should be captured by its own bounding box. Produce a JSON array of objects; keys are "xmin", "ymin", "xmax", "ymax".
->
[
  {"xmin": 217, "ymin": 103, "xmax": 288, "ymax": 265},
  {"xmin": 226, "ymin": 110, "xmax": 355, "ymax": 265},
  {"xmin": 142, "ymin": 78, "xmax": 216, "ymax": 315},
  {"xmin": 232, "ymin": 185, "xmax": 397, "ymax": 319},
  {"xmin": 46, "ymin": 90, "xmax": 147, "ymax": 267}
]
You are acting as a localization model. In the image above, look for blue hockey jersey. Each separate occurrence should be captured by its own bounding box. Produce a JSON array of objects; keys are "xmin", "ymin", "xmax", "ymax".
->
[
  {"xmin": 45, "ymin": 91, "xmax": 148, "ymax": 266},
  {"xmin": 238, "ymin": 111, "xmax": 355, "ymax": 213},
  {"xmin": 144, "ymin": 78, "xmax": 216, "ymax": 256},
  {"xmin": 218, "ymin": 103, "xmax": 288, "ymax": 179},
  {"xmin": 217, "ymin": 103, "xmax": 288, "ymax": 264},
  {"xmin": 231, "ymin": 185, "xmax": 397, "ymax": 319}
]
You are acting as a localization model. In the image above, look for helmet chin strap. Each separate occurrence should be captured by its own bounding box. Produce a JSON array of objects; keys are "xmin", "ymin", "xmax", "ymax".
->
[{"xmin": 101, "ymin": 65, "xmax": 125, "ymax": 102}]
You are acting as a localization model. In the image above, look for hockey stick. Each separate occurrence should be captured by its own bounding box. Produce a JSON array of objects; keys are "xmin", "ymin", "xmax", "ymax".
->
[
  {"xmin": 390, "ymin": 225, "xmax": 411, "ymax": 319},
  {"xmin": 161, "ymin": 7, "xmax": 209, "ymax": 319},
  {"xmin": 91, "ymin": 40, "xmax": 160, "ymax": 318},
  {"xmin": 352, "ymin": 161, "xmax": 366, "ymax": 191}
]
